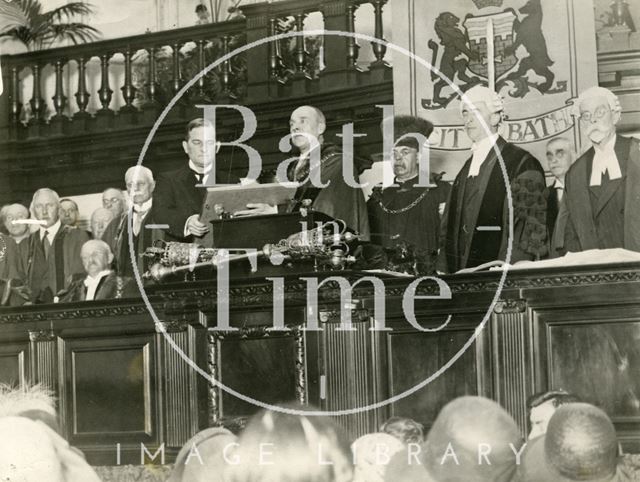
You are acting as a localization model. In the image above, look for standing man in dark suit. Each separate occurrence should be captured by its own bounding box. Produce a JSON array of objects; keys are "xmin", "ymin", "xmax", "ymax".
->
[
  {"xmin": 153, "ymin": 118, "xmax": 239, "ymax": 243},
  {"xmin": 544, "ymin": 137, "xmax": 575, "ymax": 257},
  {"xmin": 20, "ymin": 188, "xmax": 88, "ymax": 303},
  {"xmin": 439, "ymin": 86, "xmax": 548, "ymax": 273},
  {"xmin": 563, "ymin": 86, "xmax": 640, "ymax": 253},
  {"xmin": 102, "ymin": 166, "xmax": 163, "ymax": 279}
]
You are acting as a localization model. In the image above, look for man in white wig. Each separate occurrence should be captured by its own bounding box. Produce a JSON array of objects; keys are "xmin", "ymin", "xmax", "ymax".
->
[
  {"xmin": 562, "ymin": 86, "xmax": 640, "ymax": 252},
  {"xmin": 439, "ymin": 85, "xmax": 548, "ymax": 272}
]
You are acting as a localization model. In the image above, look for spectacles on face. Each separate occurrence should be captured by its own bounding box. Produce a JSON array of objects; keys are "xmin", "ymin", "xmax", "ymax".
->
[
  {"xmin": 189, "ymin": 139, "xmax": 218, "ymax": 149},
  {"xmin": 579, "ymin": 105, "xmax": 610, "ymax": 123}
]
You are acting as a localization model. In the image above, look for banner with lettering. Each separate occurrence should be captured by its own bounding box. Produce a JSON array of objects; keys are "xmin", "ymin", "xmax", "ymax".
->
[{"xmin": 390, "ymin": 0, "xmax": 598, "ymax": 180}]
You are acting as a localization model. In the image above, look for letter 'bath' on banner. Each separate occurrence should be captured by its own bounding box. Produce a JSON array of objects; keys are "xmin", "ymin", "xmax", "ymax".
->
[{"xmin": 390, "ymin": 0, "xmax": 598, "ymax": 180}]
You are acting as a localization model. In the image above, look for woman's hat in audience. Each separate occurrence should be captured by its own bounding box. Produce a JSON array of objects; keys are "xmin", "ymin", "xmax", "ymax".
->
[{"xmin": 517, "ymin": 403, "xmax": 620, "ymax": 482}]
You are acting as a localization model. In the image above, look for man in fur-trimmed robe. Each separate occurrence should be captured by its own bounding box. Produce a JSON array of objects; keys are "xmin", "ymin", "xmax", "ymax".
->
[{"xmin": 439, "ymin": 86, "xmax": 548, "ymax": 273}]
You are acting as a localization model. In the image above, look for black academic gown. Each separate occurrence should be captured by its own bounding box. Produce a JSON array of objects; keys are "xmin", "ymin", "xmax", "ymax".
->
[
  {"xmin": 102, "ymin": 209, "xmax": 163, "ymax": 279},
  {"xmin": 287, "ymin": 143, "xmax": 370, "ymax": 239},
  {"xmin": 58, "ymin": 272, "xmax": 139, "ymax": 302},
  {"xmin": 152, "ymin": 164, "xmax": 239, "ymax": 242},
  {"xmin": 563, "ymin": 135, "xmax": 640, "ymax": 253},
  {"xmin": 439, "ymin": 136, "xmax": 547, "ymax": 273}
]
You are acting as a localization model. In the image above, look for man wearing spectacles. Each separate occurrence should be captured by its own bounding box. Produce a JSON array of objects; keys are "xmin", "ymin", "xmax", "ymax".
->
[
  {"xmin": 367, "ymin": 115, "xmax": 450, "ymax": 273},
  {"xmin": 561, "ymin": 86, "xmax": 640, "ymax": 253},
  {"xmin": 101, "ymin": 188, "xmax": 125, "ymax": 220},
  {"xmin": 152, "ymin": 118, "xmax": 239, "ymax": 242}
]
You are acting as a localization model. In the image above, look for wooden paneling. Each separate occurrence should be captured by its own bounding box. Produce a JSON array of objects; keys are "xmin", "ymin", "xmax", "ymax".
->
[
  {"xmin": 384, "ymin": 315, "xmax": 492, "ymax": 431},
  {"xmin": 0, "ymin": 342, "xmax": 29, "ymax": 388}
]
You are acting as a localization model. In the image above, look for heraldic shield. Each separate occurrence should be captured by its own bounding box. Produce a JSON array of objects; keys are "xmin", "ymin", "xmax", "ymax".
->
[{"xmin": 463, "ymin": 10, "xmax": 518, "ymax": 80}]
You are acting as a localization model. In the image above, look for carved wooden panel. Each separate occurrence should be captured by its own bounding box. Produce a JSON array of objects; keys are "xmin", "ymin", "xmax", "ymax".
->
[
  {"xmin": 0, "ymin": 342, "xmax": 28, "ymax": 388},
  {"xmin": 384, "ymin": 315, "xmax": 492, "ymax": 431},
  {"xmin": 208, "ymin": 326, "xmax": 305, "ymax": 428},
  {"xmin": 491, "ymin": 300, "xmax": 531, "ymax": 432},
  {"xmin": 320, "ymin": 319, "xmax": 380, "ymax": 440},
  {"xmin": 59, "ymin": 334, "xmax": 158, "ymax": 449},
  {"xmin": 533, "ymin": 304, "xmax": 640, "ymax": 451}
]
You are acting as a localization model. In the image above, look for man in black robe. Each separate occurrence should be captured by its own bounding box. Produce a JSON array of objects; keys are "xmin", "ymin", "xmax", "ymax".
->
[
  {"xmin": 562, "ymin": 86, "xmax": 640, "ymax": 253},
  {"xmin": 285, "ymin": 105, "xmax": 370, "ymax": 239},
  {"xmin": 367, "ymin": 116, "xmax": 450, "ymax": 272},
  {"xmin": 439, "ymin": 86, "xmax": 548, "ymax": 273},
  {"xmin": 152, "ymin": 118, "xmax": 239, "ymax": 243}
]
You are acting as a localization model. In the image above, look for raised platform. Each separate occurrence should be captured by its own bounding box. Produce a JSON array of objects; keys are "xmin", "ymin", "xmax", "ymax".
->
[{"xmin": 0, "ymin": 262, "xmax": 639, "ymax": 464}]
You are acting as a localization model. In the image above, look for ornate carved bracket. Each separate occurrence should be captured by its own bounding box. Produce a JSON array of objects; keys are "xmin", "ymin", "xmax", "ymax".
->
[{"xmin": 493, "ymin": 299, "xmax": 527, "ymax": 314}]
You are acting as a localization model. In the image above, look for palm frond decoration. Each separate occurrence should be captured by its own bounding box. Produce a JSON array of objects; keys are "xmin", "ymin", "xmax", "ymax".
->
[{"xmin": 0, "ymin": 0, "xmax": 99, "ymax": 51}]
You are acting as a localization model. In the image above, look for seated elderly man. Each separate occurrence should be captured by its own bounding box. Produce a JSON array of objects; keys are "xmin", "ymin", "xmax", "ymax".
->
[
  {"xmin": 102, "ymin": 166, "xmax": 163, "ymax": 278},
  {"xmin": 90, "ymin": 207, "xmax": 114, "ymax": 240},
  {"xmin": 59, "ymin": 240, "xmax": 137, "ymax": 302},
  {"xmin": 562, "ymin": 86, "xmax": 640, "ymax": 253},
  {"xmin": 1, "ymin": 203, "xmax": 30, "ymax": 246},
  {"xmin": 19, "ymin": 188, "xmax": 88, "ymax": 304},
  {"xmin": 101, "ymin": 187, "xmax": 125, "ymax": 220}
]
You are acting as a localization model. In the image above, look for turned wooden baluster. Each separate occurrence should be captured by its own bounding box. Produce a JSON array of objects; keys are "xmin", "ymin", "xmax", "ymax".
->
[
  {"xmin": 98, "ymin": 53, "xmax": 113, "ymax": 111},
  {"xmin": 346, "ymin": 3, "xmax": 360, "ymax": 67},
  {"xmin": 172, "ymin": 43, "xmax": 182, "ymax": 94},
  {"xmin": 75, "ymin": 57, "xmax": 90, "ymax": 115},
  {"xmin": 10, "ymin": 66, "xmax": 22, "ymax": 126},
  {"xmin": 29, "ymin": 64, "xmax": 43, "ymax": 121},
  {"xmin": 269, "ymin": 18, "xmax": 280, "ymax": 78},
  {"xmin": 195, "ymin": 39, "xmax": 207, "ymax": 99},
  {"xmin": 146, "ymin": 46, "xmax": 159, "ymax": 104},
  {"xmin": 293, "ymin": 13, "xmax": 307, "ymax": 75},
  {"xmin": 121, "ymin": 48, "xmax": 137, "ymax": 110},
  {"xmin": 52, "ymin": 59, "xmax": 67, "ymax": 117},
  {"xmin": 220, "ymin": 35, "xmax": 232, "ymax": 95},
  {"xmin": 371, "ymin": 0, "xmax": 387, "ymax": 64}
]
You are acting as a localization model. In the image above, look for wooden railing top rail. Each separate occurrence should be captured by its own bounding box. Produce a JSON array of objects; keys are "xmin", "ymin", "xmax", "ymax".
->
[
  {"xmin": 240, "ymin": 0, "xmax": 376, "ymax": 18},
  {"xmin": 0, "ymin": 18, "xmax": 246, "ymax": 65}
]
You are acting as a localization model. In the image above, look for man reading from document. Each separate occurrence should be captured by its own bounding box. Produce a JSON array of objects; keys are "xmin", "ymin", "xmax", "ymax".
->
[
  {"xmin": 281, "ymin": 105, "xmax": 369, "ymax": 238},
  {"xmin": 153, "ymin": 118, "xmax": 239, "ymax": 242},
  {"xmin": 562, "ymin": 86, "xmax": 640, "ymax": 253},
  {"xmin": 439, "ymin": 85, "xmax": 548, "ymax": 273}
]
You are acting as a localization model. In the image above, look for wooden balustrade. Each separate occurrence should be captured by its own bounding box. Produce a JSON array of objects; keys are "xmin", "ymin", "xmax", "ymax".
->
[{"xmin": 0, "ymin": 0, "xmax": 391, "ymax": 140}]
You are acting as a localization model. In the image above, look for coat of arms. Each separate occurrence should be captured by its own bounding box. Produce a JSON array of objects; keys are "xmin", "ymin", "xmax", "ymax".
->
[{"xmin": 423, "ymin": 0, "xmax": 566, "ymax": 109}]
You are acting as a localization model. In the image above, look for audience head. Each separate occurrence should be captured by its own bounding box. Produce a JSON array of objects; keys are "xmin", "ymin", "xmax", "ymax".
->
[
  {"xmin": 1, "ymin": 203, "xmax": 30, "ymax": 238},
  {"xmin": 527, "ymin": 389, "xmax": 581, "ymax": 440},
  {"xmin": 460, "ymin": 86, "xmax": 505, "ymax": 142},
  {"xmin": 0, "ymin": 383, "xmax": 58, "ymax": 433},
  {"xmin": 577, "ymin": 87, "xmax": 621, "ymax": 146},
  {"xmin": 102, "ymin": 188, "xmax": 125, "ymax": 218},
  {"xmin": 169, "ymin": 427, "xmax": 237, "ymax": 482},
  {"xmin": 388, "ymin": 116, "xmax": 434, "ymax": 182},
  {"xmin": 380, "ymin": 416, "xmax": 424, "ymax": 445},
  {"xmin": 351, "ymin": 433, "xmax": 404, "ymax": 482},
  {"xmin": 0, "ymin": 416, "xmax": 65, "ymax": 482},
  {"xmin": 518, "ymin": 403, "xmax": 619, "ymax": 481},
  {"xmin": 90, "ymin": 208, "xmax": 114, "ymax": 240},
  {"xmin": 31, "ymin": 188, "xmax": 60, "ymax": 228},
  {"xmin": 59, "ymin": 198, "xmax": 80, "ymax": 227},
  {"xmin": 546, "ymin": 137, "xmax": 575, "ymax": 182},
  {"xmin": 183, "ymin": 118, "xmax": 218, "ymax": 173},
  {"xmin": 80, "ymin": 240, "xmax": 113, "ymax": 277},
  {"xmin": 225, "ymin": 405, "xmax": 353, "ymax": 482},
  {"xmin": 290, "ymin": 106, "xmax": 326, "ymax": 154},
  {"xmin": 125, "ymin": 166, "xmax": 155, "ymax": 206},
  {"xmin": 424, "ymin": 396, "xmax": 523, "ymax": 482}
]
